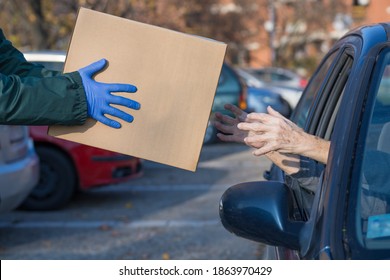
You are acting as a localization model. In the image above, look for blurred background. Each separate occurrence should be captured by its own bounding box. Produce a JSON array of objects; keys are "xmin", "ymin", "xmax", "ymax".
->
[{"xmin": 0, "ymin": 0, "xmax": 386, "ymax": 76}]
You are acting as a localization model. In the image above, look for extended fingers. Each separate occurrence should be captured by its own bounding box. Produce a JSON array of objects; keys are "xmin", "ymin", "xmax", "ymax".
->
[
  {"xmin": 245, "ymin": 112, "xmax": 269, "ymax": 123},
  {"xmin": 224, "ymin": 103, "xmax": 247, "ymax": 120},
  {"xmin": 215, "ymin": 112, "xmax": 237, "ymax": 126},
  {"xmin": 94, "ymin": 114, "xmax": 122, "ymax": 129},
  {"xmin": 267, "ymin": 106, "xmax": 302, "ymax": 132},
  {"xmin": 244, "ymin": 134, "xmax": 276, "ymax": 154},
  {"xmin": 214, "ymin": 120, "xmax": 235, "ymax": 134},
  {"xmin": 107, "ymin": 94, "xmax": 140, "ymax": 110},
  {"xmin": 104, "ymin": 83, "xmax": 138, "ymax": 93},
  {"xmin": 244, "ymin": 134, "xmax": 267, "ymax": 148},
  {"xmin": 243, "ymin": 111, "xmax": 293, "ymax": 134},
  {"xmin": 104, "ymin": 106, "xmax": 135, "ymax": 123},
  {"xmin": 237, "ymin": 121, "xmax": 270, "ymax": 132},
  {"xmin": 96, "ymin": 103, "xmax": 137, "ymax": 129},
  {"xmin": 246, "ymin": 111, "xmax": 286, "ymax": 127},
  {"xmin": 253, "ymin": 145, "xmax": 274, "ymax": 156},
  {"xmin": 217, "ymin": 133, "xmax": 240, "ymax": 143}
]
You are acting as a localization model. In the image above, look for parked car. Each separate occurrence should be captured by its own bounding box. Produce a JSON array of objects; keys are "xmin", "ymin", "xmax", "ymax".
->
[
  {"xmin": 0, "ymin": 125, "xmax": 39, "ymax": 213},
  {"xmin": 247, "ymin": 66, "xmax": 308, "ymax": 89},
  {"xmin": 240, "ymin": 67, "xmax": 304, "ymax": 109},
  {"xmin": 235, "ymin": 68, "xmax": 292, "ymax": 117},
  {"xmin": 204, "ymin": 63, "xmax": 248, "ymax": 144},
  {"xmin": 219, "ymin": 22, "xmax": 390, "ymax": 259},
  {"xmin": 21, "ymin": 51, "xmax": 143, "ymax": 210}
]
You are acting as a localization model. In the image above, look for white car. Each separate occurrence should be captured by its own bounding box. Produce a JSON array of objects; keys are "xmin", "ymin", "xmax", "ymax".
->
[
  {"xmin": 23, "ymin": 51, "xmax": 66, "ymax": 71},
  {"xmin": 0, "ymin": 125, "xmax": 39, "ymax": 213}
]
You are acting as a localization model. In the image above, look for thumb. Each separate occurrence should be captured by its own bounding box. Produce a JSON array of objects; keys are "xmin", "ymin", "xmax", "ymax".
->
[{"xmin": 80, "ymin": 58, "xmax": 107, "ymax": 77}]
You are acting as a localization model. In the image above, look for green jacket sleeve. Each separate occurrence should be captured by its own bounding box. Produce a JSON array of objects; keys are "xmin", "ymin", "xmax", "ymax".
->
[{"xmin": 0, "ymin": 29, "xmax": 88, "ymax": 125}]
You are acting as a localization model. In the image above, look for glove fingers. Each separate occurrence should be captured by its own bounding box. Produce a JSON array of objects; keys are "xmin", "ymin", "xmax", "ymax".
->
[
  {"xmin": 94, "ymin": 114, "xmax": 122, "ymax": 129},
  {"xmin": 104, "ymin": 106, "xmax": 135, "ymax": 123},
  {"xmin": 103, "ymin": 83, "xmax": 137, "ymax": 93},
  {"xmin": 107, "ymin": 95, "xmax": 140, "ymax": 110}
]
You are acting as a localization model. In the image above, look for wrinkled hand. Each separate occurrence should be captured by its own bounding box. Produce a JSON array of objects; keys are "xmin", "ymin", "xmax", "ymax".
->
[
  {"xmin": 214, "ymin": 104, "xmax": 250, "ymax": 143},
  {"xmin": 238, "ymin": 106, "xmax": 304, "ymax": 156},
  {"xmin": 78, "ymin": 59, "xmax": 140, "ymax": 128}
]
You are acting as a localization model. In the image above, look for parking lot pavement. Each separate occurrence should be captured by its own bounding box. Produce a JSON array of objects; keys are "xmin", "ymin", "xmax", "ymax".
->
[{"xmin": 0, "ymin": 143, "xmax": 271, "ymax": 259}]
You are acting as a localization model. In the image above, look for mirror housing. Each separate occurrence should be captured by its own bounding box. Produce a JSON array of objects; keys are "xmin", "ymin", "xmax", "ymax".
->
[{"xmin": 219, "ymin": 181, "xmax": 303, "ymax": 250}]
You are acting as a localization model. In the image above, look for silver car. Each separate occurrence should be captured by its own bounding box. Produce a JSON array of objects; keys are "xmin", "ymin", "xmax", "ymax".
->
[{"xmin": 0, "ymin": 125, "xmax": 39, "ymax": 213}]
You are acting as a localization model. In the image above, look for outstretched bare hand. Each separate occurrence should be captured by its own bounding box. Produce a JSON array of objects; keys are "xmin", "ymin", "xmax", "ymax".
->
[{"xmin": 214, "ymin": 104, "xmax": 249, "ymax": 143}]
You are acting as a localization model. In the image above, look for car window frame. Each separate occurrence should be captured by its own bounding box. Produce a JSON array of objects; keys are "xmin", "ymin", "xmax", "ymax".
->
[
  {"xmin": 293, "ymin": 41, "xmax": 361, "ymax": 259},
  {"xmin": 285, "ymin": 47, "xmax": 354, "ymax": 219},
  {"xmin": 313, "ymin": 51, "xmax": 353, "ymax": 139},
  {"xmin": 291, "ymin": 49, "xmax": 340, "ymax": 128},
  {"xmin": 281, "ymin": 50, "xmax": 339, "ymax": 221}
]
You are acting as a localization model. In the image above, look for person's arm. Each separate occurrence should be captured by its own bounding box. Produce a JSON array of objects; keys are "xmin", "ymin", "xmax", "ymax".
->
[
  {"xmin": 238, "ymin": 106, "xmax": 330, "ymax": 164},
  {"xmin": 0, "ymin": 71, "xmax": 88, "ymax": 125},
  {"xmin": 0, "ymin": 30, "xmax": 140, "ymax": 128},
  {"xmin": 0, "ymin": 59, "xmax": 140, "ymax": 127},
  {"xmin": 293, "ymin": 133, "xmax": 329, "ymax": 165},
  {"xmin": 0, "ymin": 29, "xmax": 86, "ymax": 125}
]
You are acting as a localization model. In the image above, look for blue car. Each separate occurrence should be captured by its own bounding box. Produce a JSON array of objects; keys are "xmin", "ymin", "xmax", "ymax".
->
[
  {"xmin": 235, "ymin": 68, "xmax": 292, "ymax": 117},
  {"xmin": 220, "ymin": 22, "xmax": 390, "ymax": 259}
]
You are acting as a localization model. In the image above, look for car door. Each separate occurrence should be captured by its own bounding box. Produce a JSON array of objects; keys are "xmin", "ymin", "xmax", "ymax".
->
[
  {"xmin": 297, "ymin": 25, "xmax": 390, "ymax": 261},
  {"xmin": 340, "ymin": 45, "xmax": 390, "ymax": 259}
]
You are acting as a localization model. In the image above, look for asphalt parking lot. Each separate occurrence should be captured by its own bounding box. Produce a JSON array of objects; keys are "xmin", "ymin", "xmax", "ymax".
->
[{"xmin": 0, "ymin": 143, "xmax": 272, "ymax": 260}]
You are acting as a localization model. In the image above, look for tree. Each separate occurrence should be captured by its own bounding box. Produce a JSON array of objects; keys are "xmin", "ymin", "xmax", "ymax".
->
[
  {"xmin": 0, "ymin": 0, "xmax": 351, "ymax": 71},
  {"xmin": 0, "ymin": 0, "xmax": 262, "ymax": 64},
  {"xmin": 0, "ymin": 0, "xmax": 75, "ymax": 50},
  {"xmin": 269, "ymin": 0, "xmax": 349, "ymax": 72}
]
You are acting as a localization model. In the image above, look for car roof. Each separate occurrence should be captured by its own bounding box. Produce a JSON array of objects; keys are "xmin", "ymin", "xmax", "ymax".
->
[{"xmin": 340, "ymin": 22, "xmax": 390, "ymax": 46}]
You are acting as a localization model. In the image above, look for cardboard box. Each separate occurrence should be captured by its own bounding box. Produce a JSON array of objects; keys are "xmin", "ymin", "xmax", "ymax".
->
[{"xmin": 49, "ymin": 8, "xmax": 227, "ymax": 171}]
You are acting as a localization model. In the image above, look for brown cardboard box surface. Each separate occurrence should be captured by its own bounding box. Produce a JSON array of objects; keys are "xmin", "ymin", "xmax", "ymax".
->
[{"xmin": 49, "ymin": 8, "xmax": 227, "ymax": 171}]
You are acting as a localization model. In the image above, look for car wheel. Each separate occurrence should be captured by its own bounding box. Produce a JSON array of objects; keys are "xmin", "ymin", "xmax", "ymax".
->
[
  {"xmin": 203, "ymin": 121, "xmax": 218, "ymax": 144},
  {"xmin": 20, "ymin": 146, "xmax": 76, "ymax": 210}
]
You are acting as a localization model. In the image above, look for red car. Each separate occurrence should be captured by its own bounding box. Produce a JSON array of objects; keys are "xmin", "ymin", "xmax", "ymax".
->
[{"xmin": 22, "ymin": 126, "xmax": 142, "ymax": 210}]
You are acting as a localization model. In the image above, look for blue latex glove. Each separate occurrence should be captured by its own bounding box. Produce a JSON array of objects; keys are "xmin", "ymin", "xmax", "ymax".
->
[{"xmin": 78, "ymin": 59, "xmax": 140, "ymax": 128}]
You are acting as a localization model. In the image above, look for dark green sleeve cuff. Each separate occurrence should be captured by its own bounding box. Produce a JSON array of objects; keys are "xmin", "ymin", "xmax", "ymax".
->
[{"xmin": 64, "ymin": 71, "xmax": 88, "ymax": 124}]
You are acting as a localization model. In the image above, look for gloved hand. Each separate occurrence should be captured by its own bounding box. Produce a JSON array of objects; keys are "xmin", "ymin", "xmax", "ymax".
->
[{"xmin": 78, "ymin": 59, "xmax": 140, "ymax": 128}]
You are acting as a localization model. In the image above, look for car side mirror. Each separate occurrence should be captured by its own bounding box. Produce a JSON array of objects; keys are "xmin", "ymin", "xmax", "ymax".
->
[{"xmin": 219, "ymin": 181, "xmax": 303, "ymax": 250}]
